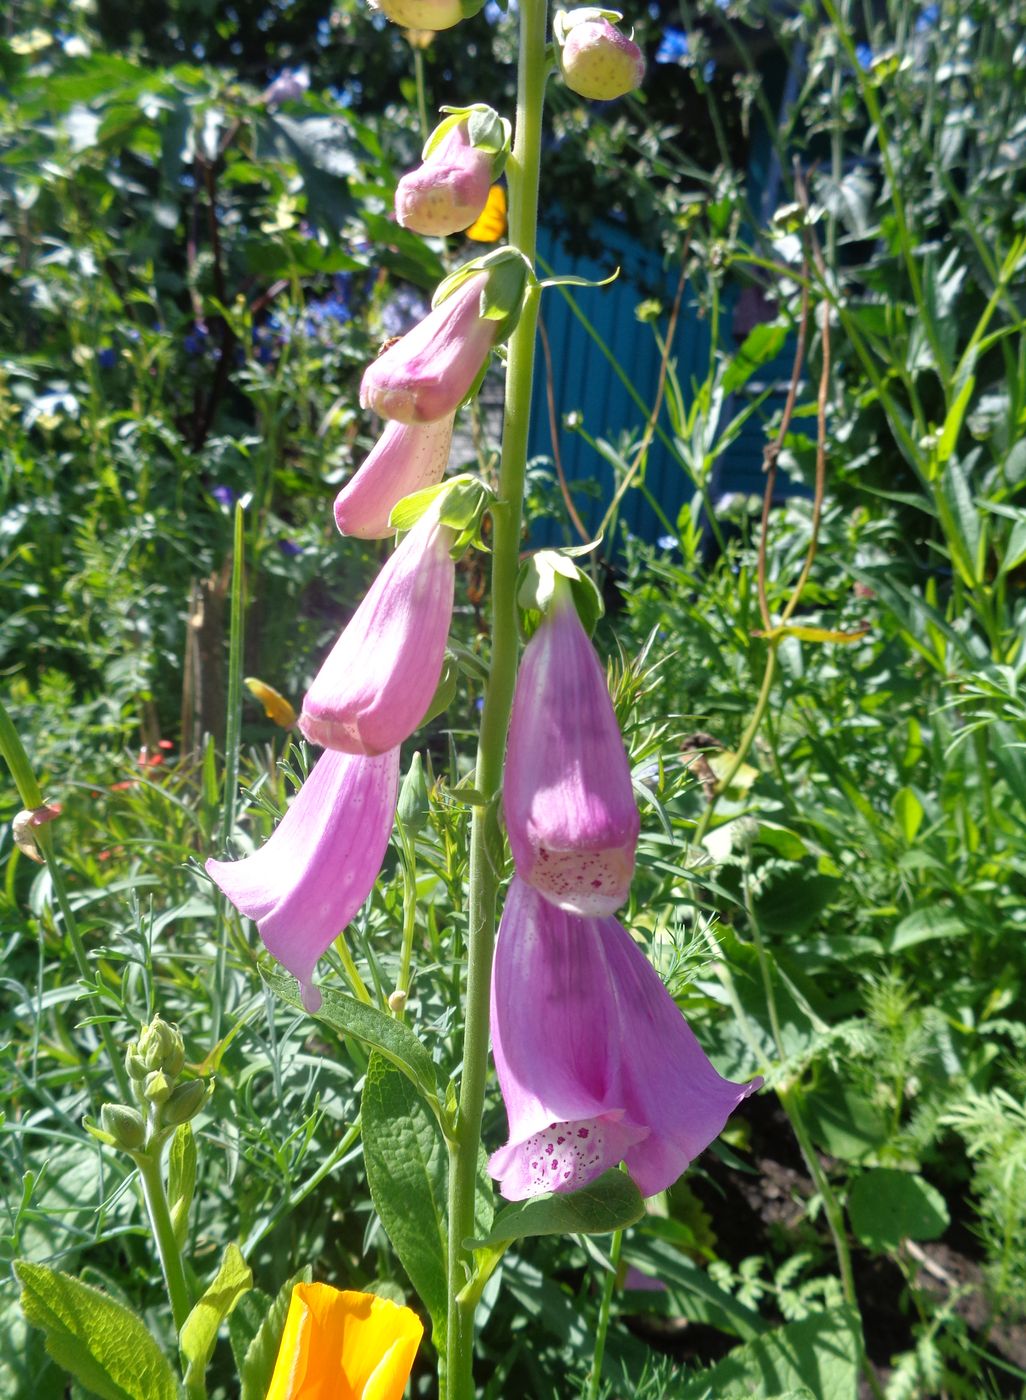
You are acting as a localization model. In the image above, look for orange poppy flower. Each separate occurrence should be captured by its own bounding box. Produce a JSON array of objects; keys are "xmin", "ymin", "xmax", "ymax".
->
[
  {"xmin": 265, "ymin": 1283, "xmax": 423, "ymax": 1400},
  {"xmin": 465, "ymin": 184, "xmax": 507, "ymax": 242}
]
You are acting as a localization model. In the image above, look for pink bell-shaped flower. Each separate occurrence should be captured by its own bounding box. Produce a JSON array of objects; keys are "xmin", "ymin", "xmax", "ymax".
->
[
  {"xmin": 489, "ymin": 877, "xmax": 760, "ymax": 1200},
  {"xmin": 334, "ymin": 414, "xmax": 455, "ymax": 540},
  {"xmin": 299, "ymin": 508, "xmax": 456, "ymax": 755},
  {"xmin": 206, "ymin": 747, "xmax": 399, "ymax": 1013},
  {"xmin": 504, "ymin": 585, "xmax": 639, "ymax": 915},
  {"xmin": 360, "ymin": 272, "xmax": 496, "ymax": 425},
  {"xmin": 396, "ymin": 122, "xmax": 495, "ymax": 237}
]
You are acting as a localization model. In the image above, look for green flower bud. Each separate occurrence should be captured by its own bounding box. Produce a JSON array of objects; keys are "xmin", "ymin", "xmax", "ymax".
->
[
  {"xmin": 144, "ymin": 1070, "xmax": 173, "ymax": 1107},
  {"xmin": 137, "ymin": 1016, "xmax": 185, "ymax": 1076},
  {"xmin": 397, "ymin": 752, "xmax": 430, "ymax": 836},
  {"xmin": 125, "ymin": 1045, "xmax": 149, "ymax": 1080},
  {"xmin": 162, "ymin": 1079, "xmax": 209, "ymax": 1127},
  {"xmin": 100, "ymin": 1103, "xmax": 147, "ymax": 1151}
]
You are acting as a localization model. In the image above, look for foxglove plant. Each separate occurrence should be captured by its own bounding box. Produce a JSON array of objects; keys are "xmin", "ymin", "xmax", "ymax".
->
[
  {"xmin": 333, "ymin": 413, "xmax": 455, "ymax": 540},
  {"xmin": 207, "ymin": 747, "xmax": 399, "ymax": 1011},
  {"xmin": 489, "ymin": 878, "xmax": 760, "ymax": 1199},
  {"xmin": 554, "ymin": 6, "xmax": 646, "ymax": 100},
  {"xmin": 300, "ymin": 505, "xmax": 457, "ymax": 754},
  {"xmin": 395, "ymin": 105, "xmax": 511, "ymax": 237},
  {"xmin": 504, "ymin": 579, "xmax": 639, "ymax": 915}
]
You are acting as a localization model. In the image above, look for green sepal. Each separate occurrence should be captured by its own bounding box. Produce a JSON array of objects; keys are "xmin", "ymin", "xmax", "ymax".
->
[
  {"xmin": 423, "ymin": 104, "xmax": 512, "ymax": 182},
  {"xmin": 432, "ymin": 247, "xmax": 534, "ymax": 347},
  {"xmin": 421, "ymin": 654, "xmax": 460, "ymax": 726},
  {"xmin": 539, "ymin": 267, "xmax": 620, "ymax": 292},
  {"xmin": 397, "ymin": 752, "xmax": 430, "ymax": 835},
  {"xmin": 459, "ymin": 0, "xmax": 486, "ymax": 17},
  {"xmin": 516, "ymin": 545, "xmax": 604, "ymax": 640},
  {"xmin": 389, "ymin": 473, "xmax": 495, "ymax": 558}
]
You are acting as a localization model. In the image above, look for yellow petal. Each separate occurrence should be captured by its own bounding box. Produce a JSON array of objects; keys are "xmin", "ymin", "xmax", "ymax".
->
[
  {"xmin": 465, "ymin": 184, "xmax": 507, "ymax": 243},
  {"xmin": 244, "ymin": 677, "xmax": 298, "ymax": 728},
  {"xmin": 751, "ymin": 623, "xmax": 871, "ymax": 645},
  {"xmin": 266, "ymin": 1283, "xmax": 423, "ymax": 1400}
]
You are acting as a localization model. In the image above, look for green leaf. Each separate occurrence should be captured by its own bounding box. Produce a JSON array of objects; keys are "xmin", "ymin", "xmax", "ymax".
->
[
  {"xmin": 621, "ymin": 1233, "xmax": 764, "ymax": 1341},
  {"xmin": 890, "ymin": 907, "xmax": 969, "ymax": 951},
  {"xmin": 848, "ymin": 1169, "xmax": 949, "ymax": 1252},
  {"xmin": 238, "ymin": 1268, "xmax": 312, "ymax": 1400},
  {"xmin": 264, "ymin": 967, "xmax": 440, "ymax": 1109},
  {"xmin": 168, "ymin": 1123, "xmax": 196, "ymax": 1250},
  {"xmin": 679, "ymin": 1307, "xmax": 863, "ymax": 1400},
  {"xmin": 893, "ymin": 786, "xmax": 924, "ymax": 844},
  {"xmin": 362, "ymin": 1054, "xmax": 448, "ymax": 1344},
  {"xmin": 180, "ymin": 1243, "xmax": 252, "ymax": 1389},
  {"xmin": 469, "ymin": 1169, "xmax": 644, "ymax": 1248},
  {"xmin": 721, "ymin": 321, "xmax": 789, "ymax": 396},
  {"xmin": 15, "ymin": 1260, "xmax": 179, "ymax": 1400}
]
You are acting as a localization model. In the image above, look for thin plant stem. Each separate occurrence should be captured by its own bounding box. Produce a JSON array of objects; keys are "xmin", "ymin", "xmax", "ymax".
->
[
  {"xmin": 444, "ymin": 0, "xmax": 547, "ymax": 1392},
  {"xmin": 136, "ymin": 1150, "xmax": 193, "ymax": 1333},
  {"xmin": 213, "ymin": 502, "xmax": 246, "ymax": 1038},
  {"xmin": 0, "ymin": 697, "xmax": 133, "ymax": 1104},
  {"xmin": 396, "ymin": 830, "xmax": 418, "ymax": 1020},
  {"xmin": 413, "ymin": 47, "xmax": 430, "ymax": 144},
  {"xmin": 587, "ymin": 1227, "xmax": 623, "ymax": 1400},
  {"xmin": 333, "ymin": 930, "xmax": 375, "ymax": 1006}
]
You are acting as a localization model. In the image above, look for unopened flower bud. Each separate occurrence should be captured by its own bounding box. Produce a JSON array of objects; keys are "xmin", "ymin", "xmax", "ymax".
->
[
  {"xmin": 12, "ymin": 802, "xmax": 62, "ymax": 864},
  {"xmin": 397, "ymin": 752, "xmax": 431, "ymax": 835},
  {"xmin": 396, "ymin": 107, "xmax": 510, "ymax": 238},
  {"xmin": 125, "ymin": 1045, "xmax": 149, "ymax": 1080},
  {"xmin": 388, "ymin": 989, "xmax": 408, "ymax": 1014},
  {"xmin": 162, "ymin": 1078, "xmax": 209, "ymax": 1126},
  {"xmin": 137, "ymin": 1016, "xmax": 185, "ymax": 1075},
  {"xmin": 100, "ymin": 1103, "xmax": 147, "ymax": 1151},
  {"xmin": 555, "ymin": 8, "xmax": 645, "ymax": 101},
  {"xmin": 144, "ymin": 1070, "xmax": 173, "ymax": 1107}
]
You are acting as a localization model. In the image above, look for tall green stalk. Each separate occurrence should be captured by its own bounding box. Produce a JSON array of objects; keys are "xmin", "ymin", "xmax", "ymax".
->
[{"xmin": 444, "ymin": 3, "xmax": 547, "ymax": 1394}]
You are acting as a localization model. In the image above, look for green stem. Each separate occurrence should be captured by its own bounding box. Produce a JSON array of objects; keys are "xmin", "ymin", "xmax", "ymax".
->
[
  {"xmin": 0, "ymin": 697, "xmax": 132, "ymax": 1104},
  {"xmin": 587, "ymin": 1228, "xmax": 623, "ymax": 1400},
  {"xmin": 396, "ymin": 832, "xmax": 417, "ymax": 1020},
  {"xmin": 444, "ymin": 2, "xmax": 547, "ymax": 1394},
  {"xmin": 413, "ymin": 48, "xmax": 430, "ymax": 145},
  {"xmin": 333, "ymin": 930, "xmax": 374, "ymax": 1006},
  {"xmin": 137, "ymin": 1150, "xmax": 193, "ymax": 1334},
  {"xmin": 692, "ymin": 644, "xmax": 778, "ymax": 848},
  {"xmin": 213, "ymin": 502, "xmax": 246, "ymax": 1039}
]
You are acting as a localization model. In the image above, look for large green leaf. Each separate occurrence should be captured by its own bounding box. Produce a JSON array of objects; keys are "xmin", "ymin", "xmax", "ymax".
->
[
  {"xmin": 180, "ymin": 1243, "xmax": 252, "ymax": 1390},
  {"xmin": 15, "ymin": 1261, "xmax": 180, "ymax": 1400},
  {"xmin": 265, "ymin": 968, "xmax": 440, "ymax": 1110},
  {"xmin": 362, "ymin": 1054, "xmax": 448, "ymax": 1344},
  {"xmin": 679, "ymin": 1306, "xmax": 863, "ymax": 1399},
  {"xmin": 469, "ymin": 1169, "xmax": 644, "ymax": 1248},
  {"xmin": 848, "ymin": 1169, "xmax": 949, "ymax": 1252}
]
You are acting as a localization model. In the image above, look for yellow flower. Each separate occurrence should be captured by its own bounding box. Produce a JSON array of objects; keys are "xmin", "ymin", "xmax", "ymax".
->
[
  {"xmin": 265, "ymin": 1283, "xmax": 423, "ymax": 1400},
  {"xmin": 465, "ymin": 184, "xmax": 507, "ymax": 243},
  {"xmin": 244, "ymin": 677, "xmax": 298, "ymax": 729}
]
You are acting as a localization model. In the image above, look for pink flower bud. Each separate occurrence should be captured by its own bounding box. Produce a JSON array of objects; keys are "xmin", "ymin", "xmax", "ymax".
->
[
  {"xmin": 504, "ymin": 587, "xmax": 639, "ymax": 916},
  {"xmin": 207, "ymin": 746, "xmax": 399, "ymax": 1013},
  {"xmin": 300, "ymin": 509, "xmax": 456, "ymax": 755},
  {"xmin": 334, "ymin": 414, "xmax": 455, "ymax": 540},
  {"xmin": 370, "ymin": 0, "xmax": 464, "ymax": 28},
  {"xmin": 360, "ymin": 272, "xmax": 496, "ymax": 424},
  {"xmin": 557, "ymin": 9, "xmax": 645, "ymax": 101},
  {"xmin": 396, "ymin": 122, "xmax": 495, "ymax": 237}
]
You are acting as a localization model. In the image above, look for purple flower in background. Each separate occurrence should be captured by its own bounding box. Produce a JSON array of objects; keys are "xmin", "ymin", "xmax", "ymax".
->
[
  {"xmin": 916, "ymin": 3, "xmax": 938, "ymax": 31},
  {"xmin": 263, "ymin": 66, "xmax": 310, "ymax": 107},
  {"xmin": 380, "ymin": 285, "xmax": 432, "ymax": 339},
  {"xmin": 97, "ymin": 347, "xmax": 117, "ymax": 369},
  {"xmin": 211, "ymin": 484, "xmax": 236, "ymax": 510},
  {"xmin": 300, "ymin": 508, "xmax": 456, "ymax": 754},
  {"xmin": 655, "ymin": 26, "xmax": 688, "ymax": 64},
  {"xmin": 504, "ymin": 586, "xmax": 639, "ymax": 916},
  {"xmin": 334, "ymin": 414, "xmax": 455, "ymax": 540},
  {"xmin": 207, "ymin": 747, "xmax": 399, "ymax": 1012},
  {"xmin": 278, "ymin": 538, "xmax": 304, "ymax": 557},
  {"xmin": 488, "ymin": 878, "xmax": 761, "ymax": 1200},
  {"xmin": 855, "ymin": 42, "xmax": 873, "ymax": 68},
  {"xmin": 184, "ymin": 323, "xmax": 209, "ymax": 357}
]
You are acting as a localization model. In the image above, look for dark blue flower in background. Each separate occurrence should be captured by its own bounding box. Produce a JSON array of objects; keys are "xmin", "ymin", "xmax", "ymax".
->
[
  {"xmin": 97, "ymin": 347, "xmax": 117, "ymax": 369},
  {"xmin": 211, "ymin": 485, "xmax": 236, "ymax": 510},
  {"xmin": 855, "ymin": 42, "xmax": 873, "ymax": 68},
  {"xmin": 277, "ymin": 538, "xmax": 303, "ymax": 557},
  {"xmin": 916, "ymin": 3, "xmax": 938, "ymax": 31},
  {"xmin": 656, "ymin": 27, "xmax": 689, "ymax": 64},
  {"xmin": 184, "ymin": 323, "xmax": 210, "ymax": 357},
  {"xmin": 380, "ymin": 285, "xmax": 430, "ymax": 338}
]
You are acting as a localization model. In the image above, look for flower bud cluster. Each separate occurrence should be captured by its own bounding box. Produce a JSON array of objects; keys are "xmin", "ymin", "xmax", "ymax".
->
[{"xmin": 92, "ymin": 1016, "xmax": 210, "ymax": 1157}]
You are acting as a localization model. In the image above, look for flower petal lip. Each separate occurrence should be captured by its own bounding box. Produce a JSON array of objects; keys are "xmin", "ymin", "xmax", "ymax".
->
[
  {"xmin": 488, "ymin": 878, "xmax": 761, "ymax": 1200},
  {"xmin": 360, "ymin": 272, "xmax": 496, "ymax": 424},
  {"xmin": 206, "ymin": 746, "xmax": 399, "ymax": 1013},
  {"xmin": 334, "ymin": 415, "xmax": 455, "ymax": 540},
  {"xmin": 396, "ymin": 122, "xmax": 494, "ymax": 237},
  {"xmin": 299, "ymin": 512, "xmax": 456, "ymax": 755},
  {"xmin": 265, "ymin": 1282, "xmax": 423, "ymax": 1400},
  {"xmin": 503, "ymin": 588, "xmax": 640, "ymax": 915},
  {"xmin": 370, "ymin": 0, "xmax": 464, "ymax": 28}
]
